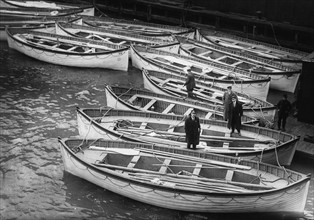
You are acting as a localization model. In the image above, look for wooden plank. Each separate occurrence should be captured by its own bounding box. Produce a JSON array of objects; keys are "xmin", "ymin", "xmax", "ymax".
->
[
  {"xmin": 215, "ymin": 55, "xmax": 228, "ymax": 61},
  {"xmin": 159, "ymin": 78, "xmax": 172, "ymax": 87},
  {"xmin": 205, "ymin": 112, "xmax": 212, "ymax": 119},
  {"xmin": 68, "ymin": 46, "xmax": 78, "ymax": 51},
  {"xmin": 118, "ymin": 40, "xmax": 127, "ymax": 45},
  {"xmin": 184, "ymin": 107, "xmax": 194, "ymax": 116},
  {"xmin": 127, "ymin": 155, "xmax": 141, "ymax": 168},
  {"xmin": 231, "ymin": 61, "xmax": 243, "ymax": 66},
  {"xmin": 128, "ymin": 94, "xmax": 138, "ymax": 103},
  {"xmin": 142, "ymin": 99, "xmax": 157, "ymax": 111},
  {"xmin": 167, "ymin": 125, "xmax": 175, "ymax": 133},
  {"xmin": 225, "ymin": 170, "xmax": 234, "ymax": 181},
  {"xmin": 192, "ymin": 163, "xmax": 202, "ymax": 176},
  {"xmin": 223, "ymin": 132, "xmax": 230, "ymax": 148},
  {"xmin": 159, "ymin": 158, "xmax": 171, "ymax": 174},
  {"xmin": 162, "ymin": 103, "xmax": 175, "ymax": 114},
  {"xmin": 140, "ymin": 122, "xmax": 147, "ymax": 129}
]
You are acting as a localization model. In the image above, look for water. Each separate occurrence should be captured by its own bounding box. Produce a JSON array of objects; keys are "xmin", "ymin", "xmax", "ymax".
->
[{"xmin": 0, "ymin": 41, "xmax": 313, "ymax": 220}]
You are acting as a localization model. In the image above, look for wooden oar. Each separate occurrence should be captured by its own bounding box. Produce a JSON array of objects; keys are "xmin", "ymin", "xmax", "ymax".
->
[
  {"xmin": 129, "ymin": 172, "xmax": 274, "ymax": 191},
  {"xmin": 88, "ymin": 146, "xmax": 140, "ymax": 155},
  {"xmin": 93, "ymin": 162, "xmax": 273, "ymax": 190},
  {"xmin": 130, "ymin": 175, "xmax": 252, "ymax": 193},
  {"xmin": 116, "ymin": 127, "xmax": 273, "ymax": 145},
  {"xmin": 151, "ymin": 163, "xmax": 234, "ymax": 169}
]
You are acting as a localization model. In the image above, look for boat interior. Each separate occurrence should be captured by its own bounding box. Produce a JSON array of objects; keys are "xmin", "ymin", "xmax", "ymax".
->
[{"xmin": 65, "ymin": 139, "xmax": 295, "ymax": 191}]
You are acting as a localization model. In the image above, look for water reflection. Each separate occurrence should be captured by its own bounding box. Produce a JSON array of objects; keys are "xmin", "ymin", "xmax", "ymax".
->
[{"xmin": 0, "ymin": 41, "xmax": 313, "ymax": 220}]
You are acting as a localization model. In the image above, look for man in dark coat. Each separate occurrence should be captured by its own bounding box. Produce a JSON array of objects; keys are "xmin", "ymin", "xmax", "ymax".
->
[
  {"xmin": 184, "ymin": 109, "xmax": 200, "ymax": 149},
  {"xmin": 222, "ymin": 86, "xmax": 237, "ymax": 121},
  {"xmin": 276, "ymin": 94, "xmax": 291, "ymax": 131},
  {"xmin": 228, "ymin": 96, "xmax": 243, "ymax": 135},
  {"xmin": 183, "ymin": 69, "xmax": 196, "ymax": 98}
]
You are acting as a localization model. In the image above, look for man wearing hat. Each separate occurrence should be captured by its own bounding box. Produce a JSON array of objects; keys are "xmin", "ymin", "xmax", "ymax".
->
[
  {"xmin": 184, "ymin": 109, "xmax": 200, "ymax": 149},
  {"xmin": 183, "ymin": 69, "xmax": 196, "ymax": 98},
  {"xmin": 228, "ymin": 95, "xmax": 243, "ymax": 135},
  {"xmin": 222, "ymin": 86, "xmax": 237, "ymax": 121}
]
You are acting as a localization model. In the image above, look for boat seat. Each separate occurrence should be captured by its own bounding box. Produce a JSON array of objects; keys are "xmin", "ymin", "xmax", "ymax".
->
[
  {"xmin": 118, "ymin": 41, "xmax": 127, "ymax": 45},
  {"xmin": 159, "ymin": 158, "xmax": 171, "ymax": 174},
  {"xmin": 184, "ymin": 108, "xmax": 194, "ymax": 116},
  {"xmin": 128, "ymin": 95, "xmax": 138, "ymax": 103},
  {"xmin": 205, "ymin": 112, "xmax": 212, "ymax": 119},
  {"xmin": 162, "ymin": 103, "xmax": 175, "ymax": 114},
  {"xmin": 140, "ymin": 122, "xmax": 147, "ymax": 129},
  {"xmin": 225, "ymin": 170, "xmax": 234, "ymax": 181},
  {"xmin": 127, "ymin": 155, "xmax": 141, "ymax": 168},
  {"xmin": 167, "ymin": 125, "xmax": 175, "ymax": 133},
  {"xmin": 142, "ymin": 99, "xmax": 157, "ymax": 111},
  {"xmin": 199, "ymin": 51, "xmax": 212, "ymax": 57},
  {"xmin": 150, "ymin": 76, "xmax": 164, "ymax": 84},
  {"xmin": 159, "ymin": 78, "xmax": 172, "ymax": 87},
  {"xmin": 68, "ymin": 46, "xmax": 78, "ymax": 51},
  {"xmin": 223, "ymin": 132, "xmax": 230, "ymax": 148},
  {"xmin": 215, "ymin": 55, "xmax": 228, "ymax": 62},
  {"xmin": 84, "ymin": 48, "xmax": 95, "ymax": 53},
  {"xmin": 231, "ymin": 61, "xmax": 243, "ymax": 66},
  {"xmin": 192, "ymin": 163, "xmax": 202, "ymax": 176}
]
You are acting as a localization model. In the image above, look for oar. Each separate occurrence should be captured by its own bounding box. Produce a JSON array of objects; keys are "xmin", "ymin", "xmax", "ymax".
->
[
  {"xmin": 116, "ymin": 127, "xmax": 273, "ymax": 144},
  {"xmin": 130, "ymin": 175, "xmax": 252, "ymax": 193},
  {"xmin": 129, "ymin": 172, "xmax": 274, "ymax": 191},
  {"xmin": 151, "ymin": 163, "xmax": 234, "ymax": 169},
  {"xmin": 88, "ymin": 146, "xmax": 140, "ymax": 156},
  {"xmin": 94, "ymin": 163, "xmax": 273, "ymax": 191}
]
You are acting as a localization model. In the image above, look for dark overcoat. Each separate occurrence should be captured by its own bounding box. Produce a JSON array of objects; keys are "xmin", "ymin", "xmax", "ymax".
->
[
  {"xmin": 277, "ymin": 99, "xmax": 291, "ymax": 117},
  {"xmin": 184, "ymin": 116, "xmax": 200, "ymax": 144},
  {"xmin": 184, "ymin": 73, "xmax": 196, "ymax": 91},
  {"xmin": 227, "ymin": 101, "xmax": 243, "ymax": 130},
  {"xmin": 222, "ymin": 91, "xmax": 237, "ymax": 120}
]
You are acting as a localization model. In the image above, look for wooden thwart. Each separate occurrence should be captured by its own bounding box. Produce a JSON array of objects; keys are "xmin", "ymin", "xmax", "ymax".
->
[
  {"xmin": 127, "ymin": 155, "xmax": 141, "ymax": 168},
  {"xmin": 142, "ymin": 99, "xmax": 157, "ymax": 111}
]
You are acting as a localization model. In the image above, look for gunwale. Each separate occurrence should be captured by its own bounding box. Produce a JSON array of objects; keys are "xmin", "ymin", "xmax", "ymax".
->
[
  {"xmin": 177, "ymin": 36, "xmax": 301, "ymax": 92},
  {"xmin": 59, "ymin": 137, "xmax": 310, "ymax": 214},
  {"xmin": 6, "ymin": 27, "xmax": 129, "ymax": 55},
  {"xmin": 130, "ymin": 44, "xmax": 271, "ymax": 100},
  {"xmin": 6, "ymin": 27, "xmax": 129, "ymax": 70},
  {"xmin": 76, "ymin": 107, "xmax": 298, "ymax": 165},
  {"xmin": 142, "ymin": 68, "xmax": 276, "ymax": 121},
  {"xmin": 55, "ymin": 21, "xmax": 180, "ymax": 52},
  {"xmin": 105, "ymin": 85, "xmax": 258, "ymax": 124},
  {"xmin": 197, "ymin": 29, "xmax": 309, "ymax": 63},
  {"xmin": 80, "ymin": 15, "xmax": 195, "ymax": 38},
  {"xmin": 177, "ymin": 36, "xmax": 301, "ymax": 75},
  {"xmin": 0, "ymin": 6, "xmax": 84, "ymax": 18},
  {"xmin": 131, "ymin": 44, "xmax": 270, "ymax": 84},
  {"xmin": 1, "ymin": 0, "xmax": 93, "ymax": 10}
]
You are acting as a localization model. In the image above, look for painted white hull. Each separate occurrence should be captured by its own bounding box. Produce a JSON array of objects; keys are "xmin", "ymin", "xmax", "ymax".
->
[
  {"xmin": 267, "ymin": 74, "xmax": 300, "ymax": 92},
  {"xmin": 141, "ymin": 70, "xmax": 276, "ymax": 121},
  {"xmin": 76, "ymin": 108, "xmax": 297, "ymax": 165},
  {"xmin": 130, "ymin": 46, "xmax": 270, "ymax": 101},
  {"xmin": 179, "ymin": 45, "xmax": 300, "ymax": 93},
  {"xmin": 7, "ymin": 33, "xmax": 129, "ymax": 71},
  {"xmin": 60, "ymin": 139, "xmax": 309, "ymax": 214}
]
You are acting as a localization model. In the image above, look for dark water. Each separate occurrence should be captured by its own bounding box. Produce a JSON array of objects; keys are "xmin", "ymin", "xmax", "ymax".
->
[{"xmin": 0, "ymin": 41, "xmax": 313, "ymax": 220}]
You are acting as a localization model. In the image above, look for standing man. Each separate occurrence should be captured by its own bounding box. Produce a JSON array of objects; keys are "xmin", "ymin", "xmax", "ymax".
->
[
  {"xmin": 277, "ymin": 94, "xmax": 291, "ymax": 131},
  {"xmin": 184, "ymin": 109, "xmax": 201, "ymax": 149},
  {"xmin": 228, "ymin": 96, "xmax": 243, "ymax": 135},
  {"xmin": 183, "ymin": 69, "xmax": 196, "ymax": 99},
  {"xmin": 222, "ymin": 86, "xmax": 237, "ymax": 121}
]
